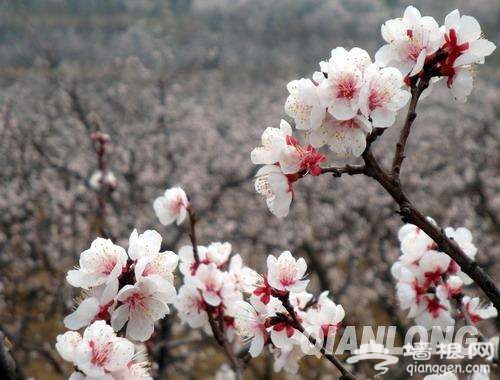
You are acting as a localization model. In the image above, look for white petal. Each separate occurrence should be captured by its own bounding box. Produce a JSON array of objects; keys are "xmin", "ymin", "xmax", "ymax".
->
[
  {"xmin": 458, "ymin": 15, "xmax": 481, "ymax": 42},
  {"xmin": 106, "ymin": 337, "xmax": 134, "ymax": 371},
  {"xmin": 445, "ymin": 10, "xmax": 460, "ymax": 30},
  {"xmin": 55, "ymin": 331, "xmax": 82, "ymax": 362},
  {"xmin": 371, "ymin": 108, "xmax": 396, "ymax": 128},
  {"xmin": 374, "ymin": 44, "xmax": 394, "ymax": 66},
  {"xmin": 111, "ymin": 304, "xmax": 130, "ymax": 332},
  {"xmin": 127, "ymin": 312, "xmax": 154, "ymax": 342},
  {"xmin": 64, "ymin": 297, "xmax": 100, "ymax": 330}
]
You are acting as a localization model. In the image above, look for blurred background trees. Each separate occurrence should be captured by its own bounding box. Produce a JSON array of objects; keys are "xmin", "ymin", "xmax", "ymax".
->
[{"xmin": 0, "ymin": 0, "xmax": 498, "ymax": 378}]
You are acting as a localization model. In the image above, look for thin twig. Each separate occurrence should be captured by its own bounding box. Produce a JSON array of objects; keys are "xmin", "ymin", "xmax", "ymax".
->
[
  {"xmin": 187, "ymin": 205, "xmax": 199, "ymax": 263},
  {"xmin": 187, "ymin": 204, "xmax": 244, "ymax": 379},
  {"xmin": 320, "ymin": 164, "xmax": 366, "ymax": 177},
  {"xmin": 391, "ymin": 78, "xmax": 429, "ymax": 179}
]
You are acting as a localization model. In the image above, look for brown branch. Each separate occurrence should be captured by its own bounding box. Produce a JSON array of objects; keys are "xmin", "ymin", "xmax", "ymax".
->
[
  {"xmin": 278, "ymin": 295, "xmax": 356, "ymax": 380},
  {"xmin": 320, "ymin": 164, "xmax": 366, "ymax": 177},
  {"xmin": 318, "ymin": 66, "xmax": 500, "ymax": 309},
  {"xmin": 207, "ymin": 307, "xmax": 244, "ymax": 380},
  {"xmin": 391, "ymin": 79, "xmax": 429, "ymax": 179},
  {"xmin": 361, "ymin": 150, "xmax": 500, "ymax": 310}
]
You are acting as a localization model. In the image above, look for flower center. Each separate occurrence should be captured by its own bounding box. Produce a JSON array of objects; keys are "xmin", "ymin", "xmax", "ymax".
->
[
  {"xmin": 89, "ymin": 340, "xmax": 112, "ymax": 367},
  {"xmin": 126, "ymin": 292, "xmax": 146, "ymax": 311},
  {"xmin": 336, "ymin": 75, "xmax": 357, "ymax": 99}
]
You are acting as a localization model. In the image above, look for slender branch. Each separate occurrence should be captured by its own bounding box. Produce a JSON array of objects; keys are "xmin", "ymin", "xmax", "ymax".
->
[
  {"xmin": 320, "ymin": 164, "xmax": 365, "ymax": 177},
  {"xmin": 319, "ymin": 68, "xmax": 500, "ymax": 309},
  {"xmin": 186, "ymin": 204, "xmax": 244, "ymax": 379},
  {"xmin": 317, "ymin": 66, "xmax": 500, "ymax": 309},
  {"xmin": 208, "ymin": 307, "xmax": 244, "ymax": 379},
  {"xmin": 391, "ymin": 79, "xmax": 429, "ymax": 179},
  {"xmin": 186, "ymin": 204, "xmax": 199, "ymax": 263},
  {"xmin": 361, "ymin": 150, "xmax": 500, "ymax": 310},
  {"xmin": 278, "ymin": 295, "xmax": 356, "ymax": 380}
]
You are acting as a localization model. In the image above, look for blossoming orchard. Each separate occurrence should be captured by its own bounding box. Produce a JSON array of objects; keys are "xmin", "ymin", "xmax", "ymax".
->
[{"xmin": 39, "ymin": 5, "xmax": 498, "ymax": 380}]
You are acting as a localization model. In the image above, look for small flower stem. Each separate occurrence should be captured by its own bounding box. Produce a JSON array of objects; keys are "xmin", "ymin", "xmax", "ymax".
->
[
  {"xmin": 186, "ymin": 204, "xmax": 200, "ymax": 263},
  {"xmin": 391, "ymin": 78, "xmax": 429, "ymax": 179},
  {"xmin": 278, "ymin": 295, "xmax": 356, "ymax": 380}
]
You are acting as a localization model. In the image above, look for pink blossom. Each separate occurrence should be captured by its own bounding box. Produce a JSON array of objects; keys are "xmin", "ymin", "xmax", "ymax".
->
[
  {"xmin": 153, "ymin": 187, "xmax": 189, "ymax": 226},
  {"xmin": 67, "ymin": 238, "xmax": 128, "ymax": 289},
  {"xmin": 72, "ymin": 321, "xmax": 134, "ymax": 378},
  {"xmin": 266, "ymin": 251, "xmax": 309, "ymax": 293},
  {"xmin": 111, "ymin": 279, "xmax": 174, "ymax": 341}
]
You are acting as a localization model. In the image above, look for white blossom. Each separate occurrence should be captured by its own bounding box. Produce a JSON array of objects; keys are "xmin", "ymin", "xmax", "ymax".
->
[
  {"xmin": 205, "ymin": 241, "xmax": 232, "ymax": 267},
  {"xmin": 302, "ymin": 292, "xmax": 345, "ymax": 353},
  {"xmin": 55, "ymin": 331, "xmax": 82, "ymax": 362},
  {"xmin": 397, "ymin": 221, "xmax": 436, "ymax": 264},
  {"xmin": 419, "ymin": 250, "xmax": 451, "ymax": 283},
  {"xmin": 285, "ymin": 79, "xmax": 325, "ymax": 130},
  {"xmin": 414, "ymin": 294, "xmax": 455, "ymax": 330},
  {"xmin": 228, "ymin": 254, "xmax": 259, "ymax": 292},
  {"xmin": 254, "ymin": 165, "xmax": 293, "ymax": 218},
  {"xmin": 111, "ymin": 279, "xmax": 174, "ymax": 341},
  {"xmin": 442, "ymin": 10, "xmax": 496, "ymax": 101},
  {"xmin": 153, "ymin": 187, "xmax": 189, "ymax": 226},
  {"xmin": 266, "ymin": 251, "xmax": 309, "ymax": 293},
  {"xmin": 462, "ymin": 296, "xmax": 498, "ymax": 322},
  {"xmin": 271, "ymin": 345, "xmax": 304, "ymax": 374},
  {"xmin": 318, "ymin": 47, "xmax": 371, "ymax": 120},
  {"xmin": 250, "ymin": 119, "xmax": 292, "ymax": 165},
  {"xmin": 127, "ymin": 229, "xmax": 162, "ymax": 261},
  {"xmin": 359, "ymin": 65, "xmax": 411, "ymax": 128},
  {"xmin": 178, "ymin": 244, "xmax": 207, "ymax": 276},
  {"xmin": 376, "ymin": 6, "xmax": 443, "ymax": 76},
  {"xmin": 72, "ymin": 321, "xmax": 134, "ymax": 378},
  {"xmin": 67, "ymin": 238, "xmax": 128, "ymax": 289},
  {"xmin": 64, "ymin": 281, "xmax": 118, "ymax": 330},
  {"xmin": 174, "ymin": 283, "xmax": 209, "ymax": 329},
  {"xmin": 188, "ymin": 263, "xmax": 226, "ymax": 307},
  {"xmin": 112, "ymin": 359, "xmax": 152, "ymax": 380},
  {"xmin": 309, "ymin": 114, "xmax": 371, "ymax": 157},
  {"xmin": 89, "ymin": 170, "xmax": 117, "ymax": 190},
  {"xmin": 234, "ymin": 296, "xmax": 270, "ymax": 358}
]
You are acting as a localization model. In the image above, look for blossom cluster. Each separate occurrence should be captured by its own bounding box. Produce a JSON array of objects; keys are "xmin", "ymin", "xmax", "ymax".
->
[
  {"xmin": 174, "ymin": 241, "xmax": 259, "ymax": 339},
  {"xmin": 391, "ymin": 219, "xmax": 497, "ymax": 329},
  {"xmin": 149, "ymin": 187, "xmax": 349, "ymax": 375},
  {"xmin": 251, "ymin": 6, "xmax": 495, "ymax": 218},
  {"xmin": 151, "ymin": 186, "xmax": 350, "ymax": 374},
  {"xmin": 234, "ymin": 251, "xmax": 346, "ymax": 374},
  {"xmin": 56, "ymin": 228, "xmax": 179, "ymax": 378},
  {"xmin": 56, "ymin": 321, "xmax": 151, "ymax": 379},
  {"xmin": 377, "ymin": 7, "xmax": 495, "ymax": 102}
]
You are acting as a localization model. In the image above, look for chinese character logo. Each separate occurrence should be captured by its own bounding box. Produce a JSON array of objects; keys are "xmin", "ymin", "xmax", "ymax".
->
[{"xmin": 346, "ymin": 340, "xmax": 399, "ymax": 378}]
